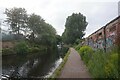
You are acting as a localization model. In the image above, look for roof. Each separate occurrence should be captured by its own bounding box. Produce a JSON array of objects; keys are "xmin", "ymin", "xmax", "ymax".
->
[
  {"xmin": 88, "ymin": 27, "xmax": 104, "ymax": 37},
  {"xmin": 87, "ymin": 16, "xmax": 120, "ymax": 38},
  {"xmin": 105, "ymin": 16, "xmax": 120, "ymax": 27}
]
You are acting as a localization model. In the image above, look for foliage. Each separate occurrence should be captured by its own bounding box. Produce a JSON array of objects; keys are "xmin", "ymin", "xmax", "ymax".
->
[
  {"xmin": 28, "ymin": 13, "xmax": 43, "ymax": 32},
  {"xmin": 28, "ymin": 47, "xmax": 45, "ymax": 53},
  {"xmin": 27, "ymin": 13, "xmax": 57, "ymax": 47},
  {"xmin": 75, "ymin": 44, "xmax": 81, "ymax": 51},
  {"xmin": 61, "ymin": 47, "xmax": 69, "ymax": 58},
  {"xmin": 27, "ymin": 13, "xmax": 44, "ymax": 40},
  {"xmin": 4, "ymin": 7, "xmax": 57, "ymax": 50},
  {"xmin": 79, "ymin": 46, "xmax": 93, "ymax": 64},
  {"xmin": 87, "ymin": 50, "xmax": 106, "ymax": 78},
  {"xmin": 5, "ymin": 7, "xmax": 28, "ymax": 36},
  {"xmin": 14, "ymin": 41, "xmax": 29, "ymax": 55},
  {"xmin": 2, "ymin": 48, "xmax": 15, "ymax": 55},
  {"xmin": 77, "ymin": 46, "xmax": 118, "ymax": 78},
  {"xmin": 56, "ymin": 35, "xmax": 62, "ymax": 45},
  {"xmin": 104, "ymin": 53, "xmax": 118, "ymax": 78},
  {"xmin": 75, "ymin": 39, "xmax": 81, "ymax": 45},
  {"xmin": 62, "ymin": 13, "xmax": 88, "ymax": 44}
]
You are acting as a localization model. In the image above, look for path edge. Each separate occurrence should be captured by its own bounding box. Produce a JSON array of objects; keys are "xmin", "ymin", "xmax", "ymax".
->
[{"xmin": 49, "ymin": 48, "xmax": 70, "ymax": 79}]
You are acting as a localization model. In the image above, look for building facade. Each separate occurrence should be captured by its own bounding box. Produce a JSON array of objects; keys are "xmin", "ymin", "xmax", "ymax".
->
[{"xmin": 84, "ymin": 16, "xmax": 120, "ymax": 50}]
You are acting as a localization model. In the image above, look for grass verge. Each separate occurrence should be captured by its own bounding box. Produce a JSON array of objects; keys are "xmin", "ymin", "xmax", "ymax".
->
[{"xmin": 76, "ymin": 45, "xmax": 119, "ymax": 78}]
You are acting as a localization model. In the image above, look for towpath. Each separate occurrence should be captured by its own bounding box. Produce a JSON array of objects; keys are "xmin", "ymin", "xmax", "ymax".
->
[{"xmin": 59, "ymin": 48, "xmax": 91, "ymax": 78}]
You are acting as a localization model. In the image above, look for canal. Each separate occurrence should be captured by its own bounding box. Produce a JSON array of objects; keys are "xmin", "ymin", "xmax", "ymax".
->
[{"xmin": 2, "ymin": 47, "xmax": 68, "ymax": 78}]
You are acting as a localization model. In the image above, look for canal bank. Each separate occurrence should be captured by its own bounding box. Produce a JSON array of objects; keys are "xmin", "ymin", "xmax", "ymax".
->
[{"xmin": 50, "ymin": 49, "xmax": 70, "ymax": 79}]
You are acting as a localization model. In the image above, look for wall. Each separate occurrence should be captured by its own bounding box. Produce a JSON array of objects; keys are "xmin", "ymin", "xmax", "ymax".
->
[
  {"xmin": 83, "ymin": 16, "xmax": 120, "ymax": 50},
  {"xmin": 87, "ymin": 27, "xmax": 105, "ymax": 50},
  {"xmin": 105, "ymin": 17, "xmax": 119, "ymax": 49}
]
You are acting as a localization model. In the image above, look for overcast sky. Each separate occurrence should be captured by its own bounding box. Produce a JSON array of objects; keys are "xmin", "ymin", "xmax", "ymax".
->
[{"xmin": 0, "ymin": 0, "xmax": 119, "ymax": 37}]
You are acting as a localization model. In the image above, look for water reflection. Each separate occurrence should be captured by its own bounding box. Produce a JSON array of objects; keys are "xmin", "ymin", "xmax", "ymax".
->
[
  {"xmin": 2, "ymin": 47, "xmax": 69, "ymax": 79},
  {"xmin": 44, "ymin": 58, "xmax": 62, "ymax": 78}
]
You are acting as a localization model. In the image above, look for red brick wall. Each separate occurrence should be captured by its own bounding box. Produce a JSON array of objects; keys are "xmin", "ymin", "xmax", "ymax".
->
[{"xmin": 116, "ymin": 20, "xmax": 120, "ymax": 46}]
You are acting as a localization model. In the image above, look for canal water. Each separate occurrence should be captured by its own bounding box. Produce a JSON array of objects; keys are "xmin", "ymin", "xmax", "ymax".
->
[{"xmin": 2, "ymin": 47, "xmax": 68, "ymax": 79}]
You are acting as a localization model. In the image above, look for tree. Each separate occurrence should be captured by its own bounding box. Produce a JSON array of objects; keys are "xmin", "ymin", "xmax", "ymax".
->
[
  {"xmin": 56, "ymin": 35, "xmax": 62, "ymax": 45},
  {"xmin": 38, "ymin": 23, "xmax": 57, "ymax": 46},
  {"xmin": 62, "ymin": 13, "xmax": 88, "ymax": 44},
  {"xmin": 4, "ymin": 7, "xmax": 57, "ymax": 48},
  {"xmin": 4, "ymin": 7, "xmax": 28, "ymax": 37},
  {"xmin": 27, "ymin": 13, "xmax": 57, "ymax": 47},
  {"xmin": 27, "ymin": 13, "xmax": 44, "ymax": 41}
]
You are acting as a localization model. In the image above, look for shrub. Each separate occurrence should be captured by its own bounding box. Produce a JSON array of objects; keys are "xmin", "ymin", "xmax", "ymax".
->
[
  {"xmin": 88, "ymin": 50, "xmax": 106, "ymax": 78},
  {"xmin": 14, "ymin": 41, "xmax": 29, "ymax": 55},
  {"xmin": 77, "ymin": 45, "xmax": 118, "ymax": 78},
  {"xmin": 29, "ymin": 47, "xmax": 41, "ymax": 53},
  {"xmin": 75, "ymin": 44, "xmax": 81, "ymax": 51},
  {"xmin": 104, "ymin": 53, "xmax": 118, "ymax": 78},
  {"xmin": 2, "ymin": 48, "xmax": 14, "ymax": 55},
  {"xmin": 79, "ymin": 46, "xmax": 93, "ymax": 64}
]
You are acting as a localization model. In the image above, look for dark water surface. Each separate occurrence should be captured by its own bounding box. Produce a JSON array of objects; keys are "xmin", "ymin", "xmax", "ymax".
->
[{"xmin": 2, "ymin": 47, "xmax": 68, "ymax": 78}]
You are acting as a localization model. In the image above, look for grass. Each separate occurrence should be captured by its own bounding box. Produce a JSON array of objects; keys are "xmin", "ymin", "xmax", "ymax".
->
[
  {"xmin": 49, "ymin": 49, "xmax": 70, "ymax": 79},
  {"xmin": 76, "ymin": 45, "xmax": 119, "ymax": 78}
]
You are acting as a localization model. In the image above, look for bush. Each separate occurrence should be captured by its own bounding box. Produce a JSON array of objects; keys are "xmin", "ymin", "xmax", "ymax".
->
[
  {"xmin": 75, "ymin": 44, "xmax": 81, "ymax": 51},
  {"xmin": 79, "ymin": 46, "xmax": 93, "ymax": 64},
  {"xmin": 88, "ymin": 50, "xmax": 106, "ymax": 78},
  {"xmin": 77, "ymin": 46, "xmax": 118, "ymax": 78},
  {"xmin": 14, "ymin": 41, "xmax": 29, "ymax": 55},
  {"xmin": 29, "ymin": 47, "xmax": 41, "ymax": 53},
  {"xmin": 104, "ymin": 53, "xmax": 118, "ymax": 78},
  {"xmin": 87, "ymin": 50, "xmax": 118, "ymax": 78},
  {"xmin": 2, "ymin": 48, "xmax": 15, "ymax": 55}
]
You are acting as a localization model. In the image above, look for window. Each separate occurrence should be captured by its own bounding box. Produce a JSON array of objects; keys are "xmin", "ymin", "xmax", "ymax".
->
[
  {"xmin": 109, "ymin": 26, "xmax": 116, "ymax": 32},
  {"xmin": 98, "ymin": 32, "xmax": 102, "ymax": 36}
]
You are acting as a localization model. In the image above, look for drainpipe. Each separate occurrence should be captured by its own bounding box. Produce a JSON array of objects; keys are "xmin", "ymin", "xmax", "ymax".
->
[{"xmin": 103, "ymin": 26, "xmax": 106, "ymax": 52}]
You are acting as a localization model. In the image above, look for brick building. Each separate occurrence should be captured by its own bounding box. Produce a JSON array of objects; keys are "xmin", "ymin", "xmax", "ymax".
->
[
  {"xmin": 105, "ymin": 16, "xmax": 120, "ymax": 48},
  {"xmin": 84, "ymin": 16, "xmax": 120, "ymax": 50}
]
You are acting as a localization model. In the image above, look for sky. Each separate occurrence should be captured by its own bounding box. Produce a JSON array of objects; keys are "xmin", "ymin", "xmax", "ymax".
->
[{"xmin": 0, "ymin": 0, "xmax": 119, "ymax": 37}]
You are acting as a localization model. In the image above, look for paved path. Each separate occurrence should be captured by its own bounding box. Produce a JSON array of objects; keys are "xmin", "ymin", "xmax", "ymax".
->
[{"xmin": 59, "ymin": 48, "xmax": 91, "ymax": 78}]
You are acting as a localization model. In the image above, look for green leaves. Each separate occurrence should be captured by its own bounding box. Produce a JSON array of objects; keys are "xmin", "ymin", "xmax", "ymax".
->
[
  {"xmin": 14, "ymin": 41, "xmax": 29, "ymax": 55},
  {"xmin": 5, "ymin": 7, "xmax": 28, "ymax": 35},
  {"xmin": 4, "ymin": 7, "xmax": 57, "ymax": 47},
  {"xmin": 27, "ymin": 13, "xmax": 43, "ymax": 34},
  {"xmin": 62, "ymin": 13, "xmax": 88, "ymax": 44},
  {"xmin": 77, "ymin": 45, "xmax": 119, "ymax": 78},
  {"xmin": 79, "ymin": 46, "xmax": 93, "ymax": 64},
  {"xmin": 27, "ymin": 13, "xmax": 57, "ymax": 47}
]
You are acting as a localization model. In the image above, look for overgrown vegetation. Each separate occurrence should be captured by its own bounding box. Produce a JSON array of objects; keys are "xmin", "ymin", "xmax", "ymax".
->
[
  {"xmin": 2, "ymin": 7, "xmax": 62, "ymax": 55},
  {"xmin": 14, "ymin": 41, "xmax": 29, "ymax": 55},
  {"xmin": 76, "ymin": 45, "xmax": 119, "ymax": 78},
  {"xmin": 79, "ymin": 46, "xmax": 93, "ymax": 64},
  {"xmin": 75, "ymin": 44, "xmax": 81, "ymax": 51},
  {"xmin": 2, "ymin": 48, "xmax": 15, "ymax": 55},
  {"xmin": 2, "ymin": 40, "xmax": 47, "ymax": 55}
]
